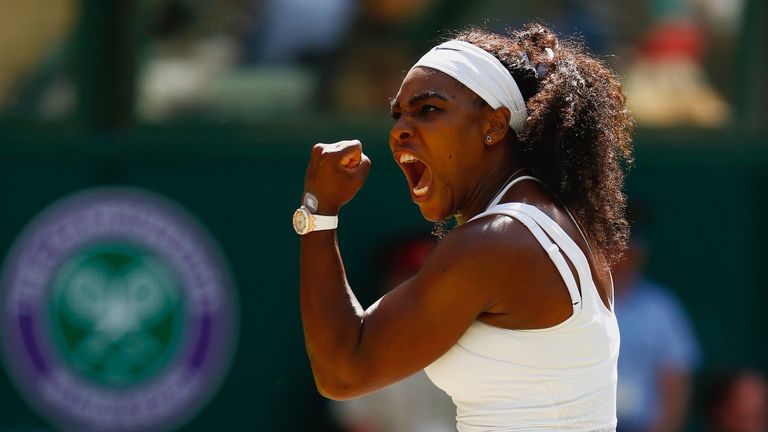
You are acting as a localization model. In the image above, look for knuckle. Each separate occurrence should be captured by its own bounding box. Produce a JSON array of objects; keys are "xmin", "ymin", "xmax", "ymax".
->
[{"xmin": 340, "ymin": 139, "xmax": 361, "ymax": 149}]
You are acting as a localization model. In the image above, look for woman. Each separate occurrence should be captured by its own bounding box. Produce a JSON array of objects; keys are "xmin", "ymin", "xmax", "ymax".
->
[{"xmin": 295, "ymin": 23, "xmax": 633, "ymax": 431}]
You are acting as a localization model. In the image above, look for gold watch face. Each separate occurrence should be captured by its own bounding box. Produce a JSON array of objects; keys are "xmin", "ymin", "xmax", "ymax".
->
[{"xmin": 292, "ymin": 208, "xmax": 310, "ymax": 235}]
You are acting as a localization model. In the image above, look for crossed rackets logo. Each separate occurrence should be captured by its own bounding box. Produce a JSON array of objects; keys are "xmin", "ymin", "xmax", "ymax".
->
[
  {"xmin": 1, "ymin": 188, "xmax": 238, "ymax": 432},
  {"xmin": 49, "ymin": 246, "xmax": 183, "ymax": 387}
]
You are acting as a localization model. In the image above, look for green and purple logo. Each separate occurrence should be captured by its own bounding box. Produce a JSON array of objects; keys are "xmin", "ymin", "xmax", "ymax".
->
[{"xmin": 1, "ymin": 188, "xmax": 238, "ymax": 431}]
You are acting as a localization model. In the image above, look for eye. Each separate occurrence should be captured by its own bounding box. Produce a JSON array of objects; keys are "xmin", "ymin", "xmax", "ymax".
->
[
  {"xmin": 420, "ymin": 104, "xmax": 440, "ymax": 114},
  {"xmin": 391, "ymin": 110, "xmax": 401, "ymax": 120}
]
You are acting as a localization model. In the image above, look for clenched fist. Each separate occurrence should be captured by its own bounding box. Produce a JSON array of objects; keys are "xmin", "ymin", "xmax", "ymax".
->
[{"xmin": 303, "ymin": 140, "xmax": 371, "ymax": 215}]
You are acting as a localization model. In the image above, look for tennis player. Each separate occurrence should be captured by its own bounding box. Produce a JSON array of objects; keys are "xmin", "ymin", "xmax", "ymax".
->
[{"xmin": 294, "ymin": 23, "xmax": 633, "ymax": 431}]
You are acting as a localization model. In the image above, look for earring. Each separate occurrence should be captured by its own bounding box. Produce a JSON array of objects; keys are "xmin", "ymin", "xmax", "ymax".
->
[{"xmin": 486, "ymin": 135, "xmax": 493, "ymax": 143}]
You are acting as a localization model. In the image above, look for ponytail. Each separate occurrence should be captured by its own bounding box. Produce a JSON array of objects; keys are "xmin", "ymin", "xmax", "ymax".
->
[{"xmin": 455, "ymin": 23, "xmax": 634, "ymax": 264}]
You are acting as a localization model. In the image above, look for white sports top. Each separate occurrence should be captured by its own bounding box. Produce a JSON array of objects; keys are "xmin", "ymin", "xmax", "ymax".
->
[{"xmin": 424, "ymin": 176, "xmax": 620, "ymax": 431}]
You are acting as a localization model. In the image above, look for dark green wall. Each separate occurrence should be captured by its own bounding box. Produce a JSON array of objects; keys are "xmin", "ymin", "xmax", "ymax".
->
[{"xmin": 0, "ymin": 123, "xmax": 766, "ymax": 430}]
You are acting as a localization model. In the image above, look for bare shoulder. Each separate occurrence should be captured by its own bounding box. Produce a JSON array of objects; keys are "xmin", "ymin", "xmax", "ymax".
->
[
  {"xmin": 418, "ymin": 213, "xmax": 551, "ymax": 302},
  {"xmin": 428, "ymin": 211, "xmax": 578, "ymax": 329},
  {"xmin": 334, "ymin": 214, "xmax": 545, "ymax": 395},
  {"xmin": 325, "ymin": 211, "xmax": 572, "ymax": 397},
  {"xmin": 437, "ymin": 212, "xmax": 546, "ymax": 264}
]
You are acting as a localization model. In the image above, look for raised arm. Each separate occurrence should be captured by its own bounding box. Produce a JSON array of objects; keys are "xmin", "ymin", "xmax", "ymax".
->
[
  {"xmin": 298, "ymin": 140, "xmax": 509, "ymax": 400},
  {"xmin": 299, "ymin": 140, "xmax": 371, "ymax": 398}
]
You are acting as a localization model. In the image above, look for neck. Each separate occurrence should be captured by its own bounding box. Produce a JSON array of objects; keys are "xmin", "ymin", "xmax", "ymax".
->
[{"xmin": 455, "ymin": 164, "xmax": 525, "ymax": 225}]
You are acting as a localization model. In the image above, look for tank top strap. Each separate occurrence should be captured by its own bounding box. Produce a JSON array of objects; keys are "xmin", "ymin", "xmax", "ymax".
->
[
  {"xmin": 489, "ymin": 175, "xmax": 595, "ymax": 258},
  {"xmin": 499, "ymin": 203, "xmax": 602, "ymax": 309},
  {"xmin": 469, "ymin": 207, "xmax": 582, "ymax": 312},
  {"xmin": 487, "ymin": 175, "xmax": 539, "ymax": 208},
  {"xmin": 502, "ymin": 204, "xmax": 591, "ymax": 271},
  {"xmin": 477, "ymin": 175, "xmax": 605, "ymax": 310}
]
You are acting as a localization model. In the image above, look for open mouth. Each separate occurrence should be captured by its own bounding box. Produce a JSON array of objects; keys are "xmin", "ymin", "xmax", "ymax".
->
[{"xmin": 397, "ymin": 153, "xmax": 432, "ymax": 199}]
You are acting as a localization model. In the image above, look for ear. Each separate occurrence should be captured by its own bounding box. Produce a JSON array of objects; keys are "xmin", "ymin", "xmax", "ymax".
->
[{"xmin": 483, "ymin": 107, "xmax": 511, "ymax": 146}]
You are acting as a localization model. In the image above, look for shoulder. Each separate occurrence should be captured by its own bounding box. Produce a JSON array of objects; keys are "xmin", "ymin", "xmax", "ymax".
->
[
  {"xmin": 435, "ymin": 212, "xmax": 543, "ymax": 265},
  {"xmin": 417, "ymin": 213, "xmax": 550, "ymax": 298}
]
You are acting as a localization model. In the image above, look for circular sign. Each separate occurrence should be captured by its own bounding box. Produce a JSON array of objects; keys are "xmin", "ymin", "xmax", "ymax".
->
[{"xmin": 1, "ymin": 187, "xmax": 238, "ymax": 432}]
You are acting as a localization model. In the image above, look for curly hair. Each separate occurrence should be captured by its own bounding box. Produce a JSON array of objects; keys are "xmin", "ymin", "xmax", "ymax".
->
[{"xmin": 452, "ymin": 23, "xmax": 634, "ymax": 265}]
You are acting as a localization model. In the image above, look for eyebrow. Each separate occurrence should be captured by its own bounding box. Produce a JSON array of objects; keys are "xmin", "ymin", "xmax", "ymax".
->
[{"xmin": 390, "ymin": 91, "xmax": 448, "ymax": 111}]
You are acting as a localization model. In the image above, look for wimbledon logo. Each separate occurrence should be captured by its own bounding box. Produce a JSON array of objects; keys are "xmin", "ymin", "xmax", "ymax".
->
[{"xmin": 0, "ymin": 187, "xmax": 238, "ymax": 432}]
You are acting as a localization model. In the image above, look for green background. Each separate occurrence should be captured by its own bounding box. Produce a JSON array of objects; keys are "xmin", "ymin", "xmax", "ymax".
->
[
  {"xmin": 0, "ymin": 0, "xmax": 766, "ymax": 429},
  {"xmin": 0, "ymin": 124, "xmax": 766, "ymax": 430}
]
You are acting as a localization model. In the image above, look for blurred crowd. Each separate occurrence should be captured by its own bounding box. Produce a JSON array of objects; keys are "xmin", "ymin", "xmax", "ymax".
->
[{"xmin": 0, "ymin": 0, "xmax": 751, "ymax": 127}]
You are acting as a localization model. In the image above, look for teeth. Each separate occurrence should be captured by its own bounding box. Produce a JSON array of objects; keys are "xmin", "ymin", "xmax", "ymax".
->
[
  {"xmin": 399, "ymin": 153, "xmax": 418, "ymax": 163},
  {"xmin": 413, "ymin": 186, "xmax": 429, "ymax": 197}
]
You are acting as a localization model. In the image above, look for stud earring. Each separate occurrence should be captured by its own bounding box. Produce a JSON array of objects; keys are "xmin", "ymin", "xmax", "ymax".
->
[{"xmin": 486, "ymin": 135, "xmax": 493, "ymax": 143}]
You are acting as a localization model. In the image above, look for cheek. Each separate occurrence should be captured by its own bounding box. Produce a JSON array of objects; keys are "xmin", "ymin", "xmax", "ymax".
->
[
  {"xmin": 438, "ymin": 134, "xmax": 480, "ymax": 179},
  {"xmin": 422, "ymin": 115, "xmax": 483, "ymax": 186},
  {"xmin": 430, "ymin": 153, "xmax": 459, "ymax": 188}
]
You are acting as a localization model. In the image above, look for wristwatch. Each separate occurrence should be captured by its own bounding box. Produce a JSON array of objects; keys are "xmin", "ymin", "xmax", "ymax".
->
[{"xmin": 293, "ymin": 193, "xmax": 338, "ymax": 235}]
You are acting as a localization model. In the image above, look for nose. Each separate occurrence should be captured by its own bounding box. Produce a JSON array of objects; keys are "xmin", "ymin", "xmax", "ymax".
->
[{"xmin": 389, "ymin": 117, "xmax": 415, "ymax": 148}]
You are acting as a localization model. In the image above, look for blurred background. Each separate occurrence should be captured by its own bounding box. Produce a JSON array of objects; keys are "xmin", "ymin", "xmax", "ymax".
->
[{"xmin": 0, "ymin": 0, "xmax": 766, "ymax": 431}]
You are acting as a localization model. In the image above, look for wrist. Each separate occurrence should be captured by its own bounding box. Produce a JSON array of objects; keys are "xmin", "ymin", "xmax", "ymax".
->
[
  {"xmin": 303, "ymin": 191, "xmax": 339, "ymax": 216},
  {"xmin": 293, "ymin": 192, "xmax": 339, "ymax": 235},
  {"xmin": 315, "ymin": 204, "xmax": 340, "ymax": 216}
]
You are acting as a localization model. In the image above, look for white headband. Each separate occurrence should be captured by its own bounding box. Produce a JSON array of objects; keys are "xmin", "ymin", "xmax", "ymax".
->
[{"xmin": 410, "ymin": 40, "xmax": 528, "ymax": 133}]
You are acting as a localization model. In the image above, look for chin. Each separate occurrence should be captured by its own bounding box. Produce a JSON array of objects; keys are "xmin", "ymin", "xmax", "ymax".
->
[
  {"xmin": 421, "ymin": 213, "xmax": 443, "ymax": 223},
  {"xmin": 417, "ymin": 203, "xmax": 452, "ymax": 223}
]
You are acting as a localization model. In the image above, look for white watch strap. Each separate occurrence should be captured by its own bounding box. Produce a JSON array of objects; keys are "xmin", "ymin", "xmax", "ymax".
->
[{"xmin": 311, "ymin": 214, "xmax": 338, "ymax": 231}]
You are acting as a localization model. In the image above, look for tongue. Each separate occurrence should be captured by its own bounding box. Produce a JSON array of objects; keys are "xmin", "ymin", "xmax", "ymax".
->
[{"xmin": 415, "ymin": 165, "xmax": 431, "ymax": 189}]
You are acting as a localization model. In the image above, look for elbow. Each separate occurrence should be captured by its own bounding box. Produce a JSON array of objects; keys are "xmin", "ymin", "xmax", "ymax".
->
[
  {"xmin": 316, "ymin": 380, "xmax": 358, "ymax": 401},
  {"xmin": 311, "ymin": 360, "xmax": 369, "ymax": 401}
]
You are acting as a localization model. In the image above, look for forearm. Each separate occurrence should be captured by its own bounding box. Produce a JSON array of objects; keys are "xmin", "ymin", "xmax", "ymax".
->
[{"xmin": 300, "ymin": 230, "xmax": 366, "ymax": 396}]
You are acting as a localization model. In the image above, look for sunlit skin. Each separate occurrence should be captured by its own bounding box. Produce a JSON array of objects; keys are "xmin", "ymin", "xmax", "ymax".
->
[
  {"xmin": 299, "ymin": 67, "xmax": 614, "ymax": 401},
  {"xmin": 389, "ymin": 67, "xmax": 518, "ymax": 223}
]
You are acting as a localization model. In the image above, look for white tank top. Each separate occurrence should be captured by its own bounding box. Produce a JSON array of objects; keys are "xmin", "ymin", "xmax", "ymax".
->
[{"xmin": 424, "ymin": 177, "xmax": 620, "ymax": 431}]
